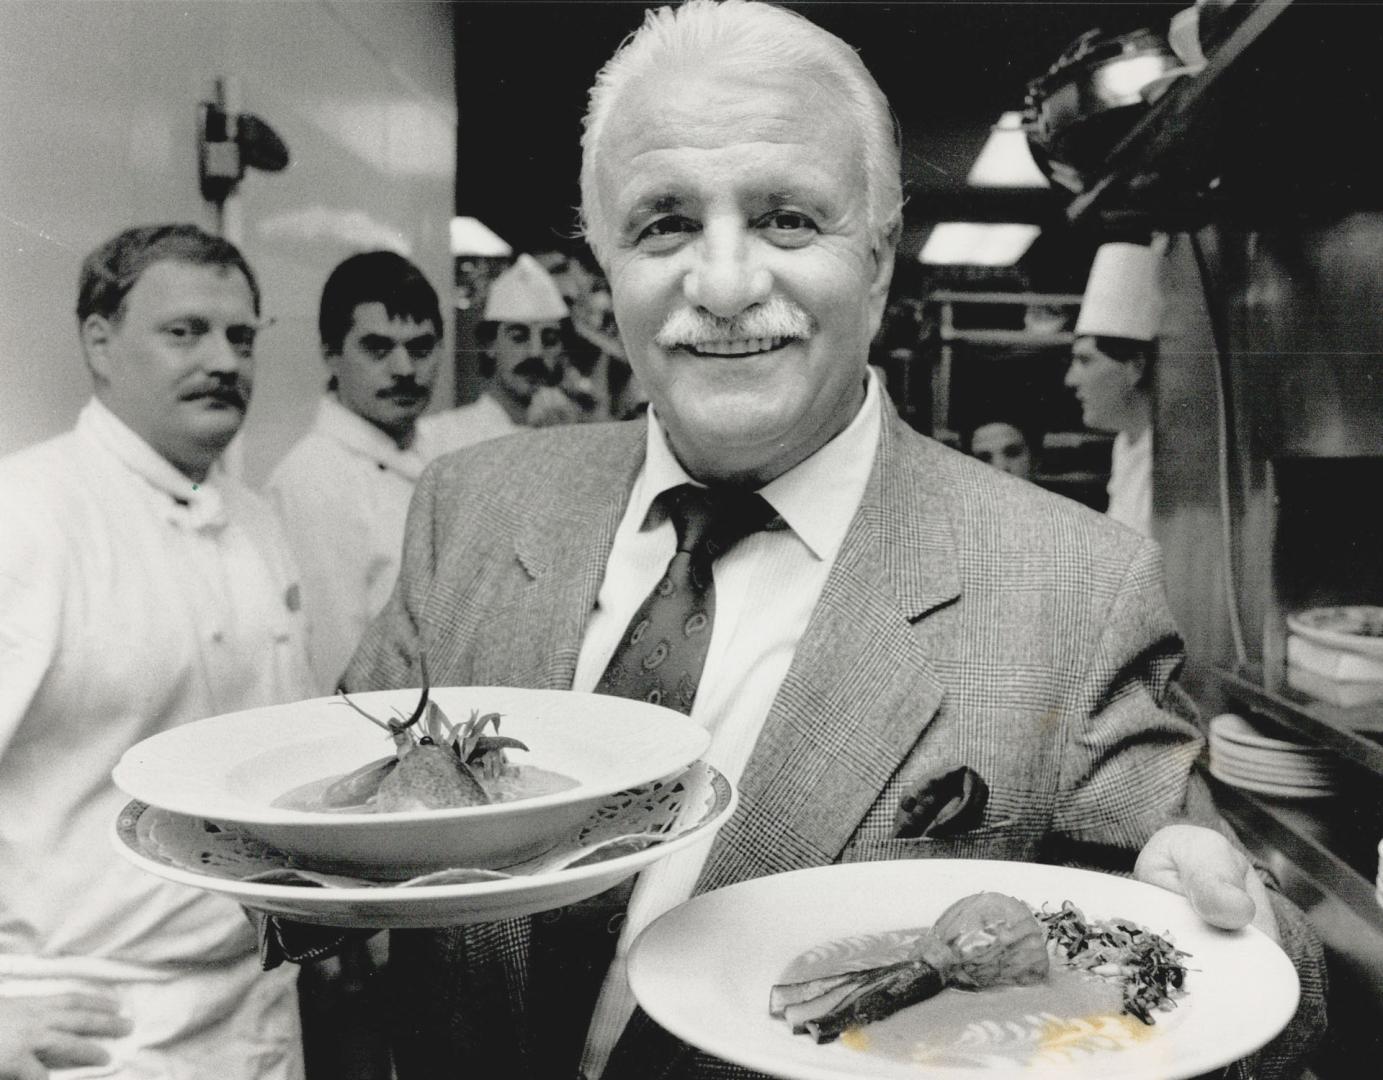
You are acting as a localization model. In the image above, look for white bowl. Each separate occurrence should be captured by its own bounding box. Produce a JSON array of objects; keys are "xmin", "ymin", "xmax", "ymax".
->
[{"xmin": 112, "ymin": 686, "xmax": 709, "ymax": 878}]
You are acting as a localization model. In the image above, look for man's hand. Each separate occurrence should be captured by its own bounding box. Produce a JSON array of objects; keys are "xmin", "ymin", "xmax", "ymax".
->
[
  {"xmin": 0, "ymin": 992, "xmax": 130, "ymax": 1079},
  {"xmin": 1134, "ymin": 823, "xmax": 1280, "ymax": 942}
]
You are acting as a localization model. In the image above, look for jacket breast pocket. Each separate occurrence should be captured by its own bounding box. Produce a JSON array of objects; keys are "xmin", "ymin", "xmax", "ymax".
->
[{"xmin": 839, "ymin": 821, "xmax": 1039, "ymax": 865}]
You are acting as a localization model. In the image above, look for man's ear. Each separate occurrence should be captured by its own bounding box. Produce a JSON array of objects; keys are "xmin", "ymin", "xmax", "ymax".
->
[
  {"xmin": 320, "ymin": 342, "xmax": 343, "ymax": 376},
  {"xmin": 1129, "ymin": 350, "xmax": 1150, "ymax": 388},
  {"xmin": 80, "ymin": 314, "xmax": 114, "ymax": 381},
  {"xmin": 866, "ymin": 221, "xmax": 901, "ymax": 336}
]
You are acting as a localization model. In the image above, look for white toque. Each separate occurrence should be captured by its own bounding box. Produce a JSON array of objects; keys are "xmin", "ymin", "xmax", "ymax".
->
[
  {"xmin": 1074, "ymin": 242, "xmax": 1163, "ymax": 342},
  {"xmin": 483, "ymin": 254, "xmax": 570, "ymax": 323}
]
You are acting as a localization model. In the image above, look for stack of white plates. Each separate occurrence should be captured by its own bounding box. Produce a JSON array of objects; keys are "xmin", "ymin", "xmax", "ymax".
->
[{"xmin": 1208, "ymin": 713, "xmax": 1339, "ymax": 800}]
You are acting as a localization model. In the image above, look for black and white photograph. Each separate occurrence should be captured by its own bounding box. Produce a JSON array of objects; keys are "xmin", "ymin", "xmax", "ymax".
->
[{"xmin": 0, "ymin": 1, "xmax": 1379, "ymax": 1078}]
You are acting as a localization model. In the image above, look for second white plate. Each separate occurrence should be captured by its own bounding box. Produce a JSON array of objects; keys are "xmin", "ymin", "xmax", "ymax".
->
[{"xmin": 628, "ymin": 859, "xmax": 1298, "ymax": 1080}]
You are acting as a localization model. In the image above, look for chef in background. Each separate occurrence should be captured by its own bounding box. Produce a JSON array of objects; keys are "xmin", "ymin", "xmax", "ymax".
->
[
  {"xmin": 1065, "ymin": 240, "xmax": 1162, "ymax": 536},
  {"xmin": 0, "ymin": 223, "xmax": 313, "ymax": 1078},
  {"xmin": 427, "ymin": 254, "xmax": 594, "ymax": 449},
  {"xmin": 265, "ymin": 250, "xmax": 451, "ymax": 693}
]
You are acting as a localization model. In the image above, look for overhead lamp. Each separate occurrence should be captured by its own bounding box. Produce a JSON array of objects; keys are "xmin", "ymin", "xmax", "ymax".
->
[
  {"xmin": 450, "ymin": 216, "xmax": 512, "ymax": 258},
  {"xmin": 967, "ymin": 112, "xmax": 1049, "ymax": 189},
  {"xmin": 918, "ymin": 222, "xmax": 1041, "ymax": 267}
]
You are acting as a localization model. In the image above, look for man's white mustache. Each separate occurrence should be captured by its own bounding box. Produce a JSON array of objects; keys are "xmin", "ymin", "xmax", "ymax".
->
[{"xmin": 655, "ymin": 297, "xmax": 814, "ymax": 348}]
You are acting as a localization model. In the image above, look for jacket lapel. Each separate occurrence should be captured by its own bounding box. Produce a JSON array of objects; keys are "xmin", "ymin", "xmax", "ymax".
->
[
  {"xmin": 698, "ymin": 409, "xmax": 964, "ymax": 891},
  {"xmin": 501, "ymin": 422, "xmax": 647, "ymax": 691}
]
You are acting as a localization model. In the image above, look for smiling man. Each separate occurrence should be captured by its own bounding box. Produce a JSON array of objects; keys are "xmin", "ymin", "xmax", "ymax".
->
[
  {"xmin": 0, "ymin": 223, "xmax": 313, "ymax": 1078},
  {"xmin": 265, "ymin": 250, "xmax": 452, "ymax": 691},
  {"xmin": 339, "ymin": 4, "xmax": 1324, "ymax": 1078}
]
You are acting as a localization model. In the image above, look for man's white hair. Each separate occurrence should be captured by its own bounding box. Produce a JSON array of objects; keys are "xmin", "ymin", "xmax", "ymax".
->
[{"xmin": 579, "ymin": 0, "xmax": 903, "ymax": 266}]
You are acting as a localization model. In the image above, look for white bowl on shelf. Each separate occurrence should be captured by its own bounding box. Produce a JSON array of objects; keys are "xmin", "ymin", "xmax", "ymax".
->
[
  {"xmin": 113, "ymin": 686, "xmax": 709, "ymax": 878},
  {"xmin": 1287, "ymin": 606, "xmax": 1383, "ymax": 660}
]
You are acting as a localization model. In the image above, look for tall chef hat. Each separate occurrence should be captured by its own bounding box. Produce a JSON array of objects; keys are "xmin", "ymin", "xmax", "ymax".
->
[
  {"xmin": 1074, "ymin": 242, "xmax": 1163, "ymax": 342},
  {"xmin": 483, "ymin": 254, "xmax": 570, "ymax": 323}
]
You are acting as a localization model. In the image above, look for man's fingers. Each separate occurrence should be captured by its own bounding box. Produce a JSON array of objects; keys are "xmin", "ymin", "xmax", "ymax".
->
[
  {"xmin": 1179, "ymin": 865, "xmax": 1257, "ymax": 929},
  {"xmin": 47, "ymin": 1008, "xmax": 130, "ymax": 1039},
  {"xmin": 1134, "ymin": 824, "xmax": 1260, "ymax": 932},
  {"xmin": 33, "ymin": 1032, "xmax": 113, "ymax": 1070}
]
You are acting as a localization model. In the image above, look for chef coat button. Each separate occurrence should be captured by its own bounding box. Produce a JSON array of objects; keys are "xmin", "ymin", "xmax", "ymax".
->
[{"xmin": 211, "ymin": 631, "xmax": 225, "ymax": 644}]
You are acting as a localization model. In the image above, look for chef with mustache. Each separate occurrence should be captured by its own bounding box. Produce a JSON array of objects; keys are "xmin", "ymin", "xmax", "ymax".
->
[
  {"xmin": 427, "ymin": 253, "xmax": 593, "ymax": 452},
  {"xmin": 0, "ymin": 223, "xmax": 314, "ymax": 1078},
  {"xmin": 266, "ymin": 249, "xmax": 455, "ymax": 693}
]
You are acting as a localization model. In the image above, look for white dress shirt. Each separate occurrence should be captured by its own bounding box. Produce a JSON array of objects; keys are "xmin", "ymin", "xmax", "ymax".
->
[
  {"xmin": 0, "ymin": 398, "xmax": 314, "ymax": 1078},
  {"xmin": 265, "ymin": 395, "xmax": 462, "ymax": 690},
  {"xmin": 1106, "ymin": 427, "xmax": 1152, "ymax": 538},
  {"xmin": 577, "ymin": 371, "xmax": 884, "ymax": 1078}
]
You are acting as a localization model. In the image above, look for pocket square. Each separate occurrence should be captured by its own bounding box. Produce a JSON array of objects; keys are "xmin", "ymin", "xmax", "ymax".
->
[{"xmin": 891, "ymin": 764, "xmax": 989, "ymax": 839}]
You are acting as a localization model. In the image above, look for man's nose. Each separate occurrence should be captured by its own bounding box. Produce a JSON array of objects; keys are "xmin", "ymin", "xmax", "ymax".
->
[
  {"xmin": 201, "ymin": 332, "xmax": 248, "ymax": 375},
  {"xmin": 1063, "ymin": 360, "xmax": 1080, "ymax": 388},
  {"xmin": 386, "ymin": 344, "xmax": 418, "ymax": 378},
  {"xmin": 682, "ymin": 222, "xmax": 772, "ymax": 318}
]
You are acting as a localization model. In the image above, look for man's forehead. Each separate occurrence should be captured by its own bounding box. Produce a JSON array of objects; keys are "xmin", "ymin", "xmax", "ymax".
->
[
  {"xmin": 601, "ymin": 65, "xmax": 858, "ymax": 188},
  {"xmin": 125, "ymin": 259, "xmax": 253, "ymax": 310},
  {"xmin": 350, "ymin": 302, "xmax": 437, "ymax": 336}
]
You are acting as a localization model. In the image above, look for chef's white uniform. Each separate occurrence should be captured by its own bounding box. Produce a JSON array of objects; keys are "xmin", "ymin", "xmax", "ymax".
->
[
  {"xmin": 0, "ymin": 399, "xmax": 314, "ymax": 1079},
  {"xmin": 264, "ymin": 394, "xmax": 485, "ymax": 692},
  {"xmin": 1106, "ymin": 427, "xmax": 1153, "ymax": 538}
]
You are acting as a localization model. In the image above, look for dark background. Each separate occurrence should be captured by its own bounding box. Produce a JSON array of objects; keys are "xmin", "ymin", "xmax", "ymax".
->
[{"xmin": 454, "ymin": 0, "xmax": 1177, "ymax": 263}]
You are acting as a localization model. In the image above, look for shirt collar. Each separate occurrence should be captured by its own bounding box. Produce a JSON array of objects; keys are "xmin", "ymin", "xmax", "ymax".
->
[
  {"xmin": 636, "ymin": 367, "xmax": 883, "ymax": 561},
  {"xmin": 314, "ymin": 394, "xmax": 429, "ymax": 481},
  {"xmin": 78, "ymin": 397, "xmax": 229, "ymax": 532}
]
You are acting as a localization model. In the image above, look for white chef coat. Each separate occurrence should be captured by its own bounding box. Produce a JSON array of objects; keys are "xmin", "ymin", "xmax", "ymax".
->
[
  {"xmin": 0, "ymin": 398, "xmax": 314, "ymax": 1079},
  {"xmin": 265, "ymin": 395, "xmax": 466, "ymax": 691},
  {"xmin": 577, "ymin": 371, "xmax": 883, "ymax": 1078},
  {"xmin": 1106, "ymin": 427, "xmax": 1153, "ymax": 538},
  {"xmin": 421, "ymin": 392, "xmax": 520, "ymax": 454}
]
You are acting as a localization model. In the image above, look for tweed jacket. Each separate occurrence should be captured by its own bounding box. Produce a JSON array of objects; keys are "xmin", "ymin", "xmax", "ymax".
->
[{"xmin": 344, "ymin": 405, "xmax": 1324, "ymax": 1080}]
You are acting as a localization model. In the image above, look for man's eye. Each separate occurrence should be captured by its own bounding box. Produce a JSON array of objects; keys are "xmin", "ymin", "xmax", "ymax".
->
[
  {"xmin": 406, "ymin": 339, "xmax": 438, "ymax": 361},
  {"xmin": 760, "ymin": 211, "xmax": 815, "ymax": 233},
  {"xmin": 637, "ymin": 217, "xmax": 696, "ymax": 247},
  {"xmin": 162, "ymin": 323, "xmax": 203, "ymax": 345},
  {"xmin": 226, "ymin": 327, "xmax": 258, "ymax": 356}
]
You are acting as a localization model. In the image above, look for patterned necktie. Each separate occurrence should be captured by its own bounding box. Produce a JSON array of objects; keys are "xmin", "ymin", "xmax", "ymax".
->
[
  {"xmin": 528, "ymin": 484, "xmax": 778, "ymax": 1075},
  {"xmin": 594, "ymin": 482, "xmax": 778, "ymax": 716}
]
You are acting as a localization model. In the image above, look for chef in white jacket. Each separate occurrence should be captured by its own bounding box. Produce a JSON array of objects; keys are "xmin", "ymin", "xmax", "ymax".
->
[
  {"xmin": 264, "ymin": 250, "xmax": 458, "ymax": 693},
  {"xmin": 1064, "ymin": 241, "xmax": 1163, "ymax": 537},
  {"xmin": 0, "ymin": 224, "xmax": 314, "ymax": 1079}
]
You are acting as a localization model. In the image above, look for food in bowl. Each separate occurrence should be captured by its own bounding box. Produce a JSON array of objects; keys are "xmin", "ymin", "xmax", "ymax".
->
[{"xmin": 275, "ymin": 684, "xmax": 576, "ymax": 814}]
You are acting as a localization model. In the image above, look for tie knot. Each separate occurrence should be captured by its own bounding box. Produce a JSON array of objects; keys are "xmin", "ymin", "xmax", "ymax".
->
[{"xmin": 661, "ymin": 483, "xmax": 779, "ymax": 559}]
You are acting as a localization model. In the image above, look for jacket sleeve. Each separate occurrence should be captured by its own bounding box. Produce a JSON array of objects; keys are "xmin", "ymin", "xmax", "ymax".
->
[{"xmin": 1052, "ymin": 537, "xmax": 1326, "ymax": 1078}]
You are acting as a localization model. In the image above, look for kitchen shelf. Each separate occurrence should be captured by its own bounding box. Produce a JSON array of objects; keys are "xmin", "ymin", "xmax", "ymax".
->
[
  {"xmin": 938, "ymin": 329, "xmax": 1073, "ymax": 347},
  {"xmin": 1204, "ymin": 769, "xmax": 1383, "ymax": 935},
  {"xmin": 1066, "ymin": 0, "xmax": 1383, "ymax": 227},
  {"xmin": 1213, "ymin": 665, "xmax": 1383, "ymax": 777}
]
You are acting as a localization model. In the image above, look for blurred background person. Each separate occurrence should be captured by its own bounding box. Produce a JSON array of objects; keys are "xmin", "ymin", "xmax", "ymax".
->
[
  {"xmin": 0, "ymin": 224, "xmax": 312, "ymax": 1078},
  {"xmin": 1065, "ymin": 241, "xmax": 1162, "ymax": 536},
  {"xmin": 962, "ymin": 418, "xmax": 1041, "ymax": 481},
  {"xmin": 265, "ymin": 250, "xmax": 449, "ymax": 693},
  {"xmin": 432, "ymin": 254, "xmax": 599, "ymax": 447}
]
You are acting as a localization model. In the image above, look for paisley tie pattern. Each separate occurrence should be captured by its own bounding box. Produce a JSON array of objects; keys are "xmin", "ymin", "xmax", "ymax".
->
[
  {"xmin": 529, "ymin": 484, "xmax": 780, "ymax": 1074},
  {"xmin": 594, "ymin": 483, "xmax": 779, "ymax": 715}
]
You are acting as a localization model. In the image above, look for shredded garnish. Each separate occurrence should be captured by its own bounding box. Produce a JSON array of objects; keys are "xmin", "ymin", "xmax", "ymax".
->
[{"xmin": 1034, "ymin": 900, "xmax": 1191, "ymax": 1024}]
